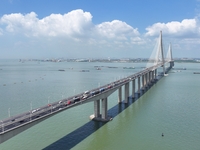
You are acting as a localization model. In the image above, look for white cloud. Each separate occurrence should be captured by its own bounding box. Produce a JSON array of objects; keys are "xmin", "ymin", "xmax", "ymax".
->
[
  {"xmin": 1, "ymin": 12, "xmax": 38, "ymax": 33},
  {"xmin": 0, "ymin": 9, "xmax": 144, "ymax": 58},
  {"xmin": 0, "ymin": 10, "xmax": 93, "ymax": 38},
  {"xmin": 4, "ymin": 9, "xmax": 200, "ymax": 58},
  {"xmin": 0, "ymin": 10, "xmax": 140, "ymax": 44},
  {"xmin": 95, "ymin": 20, "xmax": 139, "ymax": 40},
  {"xmin": 145, "ymin": 18, "xmax": 198, "ymax": 37},
  {"xmin": 130, "ymin": 37, "xmax": 145, "ymax": 44}
]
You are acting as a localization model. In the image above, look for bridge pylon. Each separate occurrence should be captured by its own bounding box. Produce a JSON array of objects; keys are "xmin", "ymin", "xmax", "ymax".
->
[
  {"xmin": 146, "ymin": 31, "xmax": 172, "ymax": 76},
  {"xmin": 159, "ymin": 31, "xmax": 167, "ymax": 76},
  {"xmin": 166, "ymin": 43, "xmax": 174, "ymax": 68}
]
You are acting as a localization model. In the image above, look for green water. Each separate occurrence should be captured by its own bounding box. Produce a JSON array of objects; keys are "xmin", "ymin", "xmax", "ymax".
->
[{"xmin": 0, "ymin": 60, "xmax": 200, "ymax": 150}]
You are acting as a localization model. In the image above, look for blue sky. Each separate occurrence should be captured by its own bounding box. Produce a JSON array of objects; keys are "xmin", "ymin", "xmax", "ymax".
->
[{"xmin": 0, "ymin": 0, "xmax": 199, "ymax": 59}]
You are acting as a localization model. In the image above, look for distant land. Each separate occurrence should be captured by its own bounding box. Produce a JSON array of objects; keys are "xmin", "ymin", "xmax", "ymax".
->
[{"xmin": 18, "ymin": 58, "xmax": 200, "ymax": 63}]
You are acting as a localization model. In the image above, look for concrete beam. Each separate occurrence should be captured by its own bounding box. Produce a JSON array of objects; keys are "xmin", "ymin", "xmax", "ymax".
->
[{"xmin": 0, "ymin": 114, "xmax": 52, "ymax": 144}]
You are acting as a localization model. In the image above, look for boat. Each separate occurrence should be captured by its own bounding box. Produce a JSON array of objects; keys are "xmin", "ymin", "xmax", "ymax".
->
[
  {"xmin": 123, "ymin": 67, "xmax": 135, "ymax": 69},
  {"xmin": 193, "ymin": 72, "xmax": 200, "ymax": 74},
  {"xmin": 58, "ymin": 69, "xmax": 65, "ymax": 71},
  {"xmin": 96, "ymin": 67, "xmax": 101, "ymax": 70},
  {"xmin": 80, "ymin": 70, "xmax": 90, "ymax": 72}
]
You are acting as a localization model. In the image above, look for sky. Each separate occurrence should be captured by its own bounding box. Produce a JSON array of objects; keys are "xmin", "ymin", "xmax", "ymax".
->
[{"xmin": 0, "ymin": 0, "xmax": 200, "ymax": 59}]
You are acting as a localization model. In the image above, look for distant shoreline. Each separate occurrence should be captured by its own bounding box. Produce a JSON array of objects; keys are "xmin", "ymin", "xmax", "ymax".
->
[{"xmin": 0, "ymin": 58, "xmax": 199, "ymax": 63}]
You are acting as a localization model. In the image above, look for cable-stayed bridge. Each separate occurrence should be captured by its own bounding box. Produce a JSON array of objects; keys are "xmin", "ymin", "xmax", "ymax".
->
[{"xmin": 0, "ymin": 31, "xmax": 174, "ymax": 144}]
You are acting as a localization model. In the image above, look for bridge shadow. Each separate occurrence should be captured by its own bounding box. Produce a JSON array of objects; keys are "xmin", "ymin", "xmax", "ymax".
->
[{"xmin": 43, "ymin": 82, "xmax": 158, "ymax": 150}]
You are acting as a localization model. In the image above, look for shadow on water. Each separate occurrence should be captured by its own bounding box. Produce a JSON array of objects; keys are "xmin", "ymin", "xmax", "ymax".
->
[{"xmin": 43, "ymin": 80, "xmax": 159, "ymax": 150}]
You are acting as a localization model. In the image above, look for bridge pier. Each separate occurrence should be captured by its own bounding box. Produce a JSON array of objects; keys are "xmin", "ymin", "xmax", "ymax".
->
[
  {"xmin": 101, "ymin": 98, "xmax": 108, "ymax": 120},
  {"xmin": 124, "ymin": 82, "xmax": 129, "ymax": 103},
  {"xmin": 91, "ymin": 98, "xmax": 112, "ymax": 122},
  {"xmin": 142, "ymin": 75, "xmax": 145, "ymax": 90},
  {"xmin": 151, "ymin": 71, "xmax": 154, "ymax": 82},
  {"xmin": 132, "ymin": 79, "xmax": 135, "ymax": 98},
  {"xmin": 170, "ymin": 61, "xmax": 174, "ymax": 68},
  {"xmin": 94, "ymin": 100, "xmax": 100, "ymax": 117},
  {"xmin": 137, "ymin": 77, "xmax": 141, "ymax": 94},
  {"xmin": 145, "ymin": 73, "xmax": 148, "ymax": 88},
  {"xmin": 148, "ymin": 71, "xmax": 151, "ymax": 85},
  {"xmin": 118, "ymin": 86, "xmax": 122, "ymax": 103}
]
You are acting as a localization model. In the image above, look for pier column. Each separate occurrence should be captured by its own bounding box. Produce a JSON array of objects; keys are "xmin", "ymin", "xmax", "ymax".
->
[
  {"xmin": 132, "ymin": 79, "xmax": 135, "ymax": 98},
  {"xmin": 151, "ymin": 71, "xmax": 154, "ymax": 82},
  {"xmin": 101, "ymin": 98, "xmax": 108, "ymax": 120},
  {"xmin": 118, "ymin": 86, "xmax": 122, "ymax": 103},
  {"xmin": 170, "ymin": 61, "xmax": 174, "ymax": 68},
  {"xmin": 137, "ymin": 77, "xmax": 140, "ymax": 94},
  {"xmin": 142, "ymin": 75, "xmax": 145, "ymax": 90},
  {"xmin": 124, "ymin": 82, "xmax": 129, "ymax": 103},
  {"xmin": 145, "ymin": 73, "xmax": 148, "ymax": 88},
  {"xmin": 94, "ymin": 100, "xmax": 100, "ymax": 118},
  {"xmin": 155, "ymin": 69, "xmax": 157, "ymax": 80},
  {"xmin": 148, "ymin": 71, "xmax": 151, "ymax": 85}
]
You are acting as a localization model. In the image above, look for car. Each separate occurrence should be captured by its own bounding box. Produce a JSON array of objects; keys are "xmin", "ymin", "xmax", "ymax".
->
[
  {"xmin": 67, "ymin": 100, "xmax": 71, "ymax": 105},
  {"xmin": 32, "ymin": 110, "xmax": 37, "ymax": 113},
  {"xmin": 19, "ymin": 120, "xmax": 24, "ymax": 123},
  {"xmin": 74, "ymin": 96, "xmax": 81, "ymax": 102},
  {"xmin": 35, "ymin": 115, "xmax": 40, "ymax": 118},
  {"xmin": 82, "ymin": 91, "xmax": 90, "ymax": 99},
  {"xmin": 90, "ymin": 91, "xmax": 96, "ymax": 96},
  {"xmin": 93, "ymin": 90, "xmax": 99, "ymax": 95},
  {"xmin": 59, "ymin": 101, "xmax": 62, "ymax": 104},
  {"xmin": 107, "ymin": 85, "xmax": 112, "ymax": 89},
  {"xmin": 99, "ymin": 88, "xmax": 105, "ymax": 92}
]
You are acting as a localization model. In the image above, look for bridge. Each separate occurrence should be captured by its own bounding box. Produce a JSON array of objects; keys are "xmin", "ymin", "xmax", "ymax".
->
[{"xmin": 0, "ymin": 31, "xmax": 174, "ymax": 144}]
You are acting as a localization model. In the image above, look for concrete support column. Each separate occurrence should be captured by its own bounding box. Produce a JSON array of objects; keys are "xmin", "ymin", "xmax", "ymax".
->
[
  {"xmin": 142, "ymin": 75, "xmax": 145, "ymax": 90},
  {"xmin": 101, "ymin": 98, "xmax": 107, "ymax": 120},
  {"xmin": 155, "ymin": 69, "xmax": 157, "ymax": 80},
  {"xmin": 94, "ymin": 100, "xmax": 100, "ymax": 118},
  {"xmin": 170, "ymin": 61, "xmax": 174, "ymax": 68},
  {"xmin": 118, "ymin": 86, "xmax": 122, "ymax": 103},
  {"xmin": 149, "ymin": 71, "xmax": 151, "ymax": 84},
  {"xmin": 138, "ymin": 77, "xmax": 140, "ymax": 94},
  {"xmin": 151, "ymin": 71, "xmax": 154, "ymax": 82},
  {"xmin": 132, "ymin": 79, "xmax": 135, "ymax": 98},
  {"xmin": 145, "ymin": 73, "xmax": 148, "ymax": 88},
  {"xmin": 124, "ymin": 82, "xmax": 129, "ymax": 103}
]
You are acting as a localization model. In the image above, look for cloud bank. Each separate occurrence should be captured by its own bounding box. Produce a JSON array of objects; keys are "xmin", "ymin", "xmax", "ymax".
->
[
  {"xmin": 145, "ymin": 18, "xmax": 199, "ymax": 38},
  {"xmin": 0, "ymin": 10, "xmax": 140, "ymax": 41},
  {"xmin": 0, "ymin": 9, "xmax": 199, "ymax": 58}
]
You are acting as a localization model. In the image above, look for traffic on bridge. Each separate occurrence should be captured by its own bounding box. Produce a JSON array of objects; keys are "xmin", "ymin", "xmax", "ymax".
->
[{"xmin": 0, "ymin": 63, "xmax": 163, "ymax": 134}]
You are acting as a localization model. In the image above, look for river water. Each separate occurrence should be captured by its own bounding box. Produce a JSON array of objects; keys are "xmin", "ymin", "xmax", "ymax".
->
[{"xmin": 0, "ymin": 60, "xmax": 200, "ymax": 150}]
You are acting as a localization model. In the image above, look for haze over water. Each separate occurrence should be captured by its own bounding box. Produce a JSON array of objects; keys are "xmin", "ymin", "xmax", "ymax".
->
[{"xmin": 0, "ymin": 60, "xmax": 200, "ymax": 150}]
